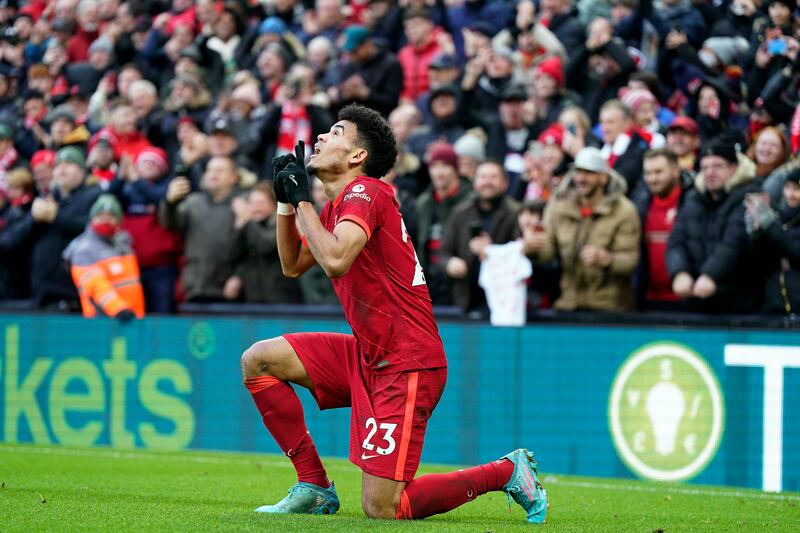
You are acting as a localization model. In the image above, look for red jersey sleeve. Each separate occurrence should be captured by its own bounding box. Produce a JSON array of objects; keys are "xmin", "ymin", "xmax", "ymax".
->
[{"xmin": 335, "ymin": 180, "xmax": 385, "ymax": 240}]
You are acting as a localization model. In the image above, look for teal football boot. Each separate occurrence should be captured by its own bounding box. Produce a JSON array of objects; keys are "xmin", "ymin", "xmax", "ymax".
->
[
  {"xmin": 255, "ymin": 481, "xmax": 340, "ymax": 515},
  {"xmin": 501, "ymin": 449, "xmax": 548, "ymax": 524}
]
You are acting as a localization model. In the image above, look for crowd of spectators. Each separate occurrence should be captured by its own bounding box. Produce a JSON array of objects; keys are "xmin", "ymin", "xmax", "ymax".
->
[{"xmin": 0, "ymin": 0, "xmax": 799, "ymax": 321}]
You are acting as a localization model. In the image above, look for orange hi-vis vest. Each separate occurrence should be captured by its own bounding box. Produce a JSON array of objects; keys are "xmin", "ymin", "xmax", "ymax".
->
[{"xmin": 64, "ymin": 230, "xmax": 145, "ymax": 318}]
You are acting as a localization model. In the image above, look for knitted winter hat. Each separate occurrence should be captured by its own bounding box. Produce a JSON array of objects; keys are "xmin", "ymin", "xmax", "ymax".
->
[
  {"xmin": 427, "ymin": 143, "xmax": 459, "ymax": 169},
  {"xmin": 135, "ymin": 147, "xmax": 169, "ymax": 175},
  {"xmin": 619, "ymin": 87, "xmax": 657, "ymax": 114},
  {"xmin": 536, "ymin": 56, "xmax": 565, "ymax": 88}
]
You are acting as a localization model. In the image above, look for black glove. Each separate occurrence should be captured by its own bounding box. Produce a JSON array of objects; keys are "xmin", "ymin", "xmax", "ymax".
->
[
  {"xmin": 115, "ymin": 309, "xmax": 136, "ymax": 322},
  {"xmin": 277, "ymin": 141, "xmax": 312, "ymax": 207},
  {"xmin": 270, "ymin": 153, "xmax": 294, "ymax": 204}
]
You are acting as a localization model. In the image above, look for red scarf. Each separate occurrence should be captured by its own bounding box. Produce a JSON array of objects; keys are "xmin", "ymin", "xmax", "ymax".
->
[
  {"xmin": 276, "ymin": 101, "xmax": 312, "ymax": 157},
  {"xmin": 0, "ymin": 147, "xmax": 18, "ymax": 172},
  {"xmin": 791, "ymin": 104, "xmax": 800, "ymax": 154}
]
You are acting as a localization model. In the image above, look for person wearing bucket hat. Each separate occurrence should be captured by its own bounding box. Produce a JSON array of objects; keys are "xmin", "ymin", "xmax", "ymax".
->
[
  {"xmin": 666, "ymin": 136, "xmax": 762, "ymax": 313},
  {"xmin": 413, "ymin": 141, "xmax": 473, "ymax": 305},
  {"xmin": 63, "ymin": 193, "xmax": 145, "ymax": 321},
  {"xmin": 333, "ymin": 25, "xmax": 403, "ymax": 116},
  {"xmin": 525, "ymin": 146, "xmax": 640, "ymax": 311}
]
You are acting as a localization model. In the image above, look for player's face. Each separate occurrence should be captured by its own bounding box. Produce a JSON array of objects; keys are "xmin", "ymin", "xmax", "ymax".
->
[{"xmin": 308, "ymin": 120, "xmax": 360, "ymax": 177}]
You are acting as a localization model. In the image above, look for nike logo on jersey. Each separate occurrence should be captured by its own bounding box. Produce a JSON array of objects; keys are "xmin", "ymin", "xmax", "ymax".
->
[{"xmin": 361, "ymin": 452, "xmax": 380, "ymax": 460}]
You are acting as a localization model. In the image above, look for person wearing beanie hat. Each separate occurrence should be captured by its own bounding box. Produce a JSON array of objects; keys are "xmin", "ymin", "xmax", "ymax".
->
[
  {"xmin": 515, "ymin": 124, "xmax": 568, "ymax": 203},
  {"xmin": 698, "ymin": 37, "xmax": 750, "ymax": 71},
  {"xmin": 666, "ymin": 135, "xmax": 762, "ymax": 313},
  {"xmin": 88, "ymin": 193, "xmax": 123, "ymax": 221},
  {"xmin": 56, "ymin": 146, "xmax": 86, "ymax": 168},
  {"xmin": 453, "ymin": 132, "xmax": 486, "ymax": 180},
  {"xmin": 619, "ymin": 87, "xmax": 665, "ymax": 148},
  {"xmin": 426, "ymin": 142, "xmax": 459, "ymax": 169},
  {"xmin": 63, "ymin": 193, "xmax": 145, "ymax": 321},
  {"xmin": 527, "ymin": 56, "xmax": 568, "ymax": 142},
  {"xmin": 538, "ymin": 123, "xmax": 565, "ymax": 147},
  {"xmin": 30, "ymin": 149, "xmax": 56, "ymax": 195},
  {"xmin": 113, "ymin": 145, "xmax": 182, "ymax": 313},
  {"xmin": 135, "ymin": 146, "xmax": 170, "ymax": 179},
  {"xmin": 62, "ymin": 35, "xmax": 116, "ymax": 97},
  {"xmin": 414, "ymin": 141, "xmax": 473, "ymax": 304},
  {"xmin": 536, "ymin": 56, "xmax": 565, "ymax": 89},
  {"xmin": 16, "ymin": 139, "xmax": 101, "ymax": 308},
  {"xmin": 259, "ymin": 16, "xmax": 288, "ymax": 37},
  {"xmin": 699, "ymin": 138, "xmax": 738, "ymax": 165}
]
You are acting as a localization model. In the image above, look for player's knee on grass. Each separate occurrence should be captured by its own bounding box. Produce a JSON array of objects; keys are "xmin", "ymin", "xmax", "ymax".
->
[{"xmin": 361, "ymin": 491, "xmax": 401, "ymax": 520}]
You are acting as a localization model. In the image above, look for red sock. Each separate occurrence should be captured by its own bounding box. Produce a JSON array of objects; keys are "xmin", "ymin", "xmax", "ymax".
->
[
  {"xmin": 396, "ymin": 458, "xmax": 514, "ymax": 519},
  {"xmin": 245, "ymin": 376, "xmax": 329, "ymax": 488}
]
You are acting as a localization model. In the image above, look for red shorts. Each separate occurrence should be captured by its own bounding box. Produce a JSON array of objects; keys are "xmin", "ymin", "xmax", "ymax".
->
[{"xmin": 284, "ymin": 332, "xmax": 447, "ymax": 482}]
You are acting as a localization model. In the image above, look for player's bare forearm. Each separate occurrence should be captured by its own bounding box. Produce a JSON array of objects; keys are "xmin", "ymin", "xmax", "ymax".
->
[
  {"xmin": 276, "ymin": 212, "xmax": 314, "ymax": 278},
  {"xmin": 296, "ymin": 202, "xmax": 367, "ymax": 278}
]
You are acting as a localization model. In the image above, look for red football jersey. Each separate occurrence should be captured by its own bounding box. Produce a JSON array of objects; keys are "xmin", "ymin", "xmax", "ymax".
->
[{"xmin": 316, "ymin": 176, "xmax": 447, "ymax": 374}]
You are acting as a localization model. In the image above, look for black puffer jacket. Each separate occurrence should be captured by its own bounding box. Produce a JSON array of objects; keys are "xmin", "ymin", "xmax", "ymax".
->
[
  {"xmin": 666, "ymin": 154, "xmax": 762, "ymax": 313},
  {"xmin": 8, "ymin": 184, "xmax": 102, "ymax": 306},
  {"xmin": 751, "ymin": 205, "xmax": 800, "ymax": 314}
]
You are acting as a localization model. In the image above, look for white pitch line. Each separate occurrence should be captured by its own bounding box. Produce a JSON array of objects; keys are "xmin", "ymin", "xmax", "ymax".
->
[{"xmin": 544, "ymin": 477, "xmax": 800, "ymax": 502}]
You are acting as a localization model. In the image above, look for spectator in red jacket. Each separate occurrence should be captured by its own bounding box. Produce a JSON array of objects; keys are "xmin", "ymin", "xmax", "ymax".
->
[
  {"xmin": 96, "ymin": 99, "xmax": 152, "ymax": 161},
  {"xmin": 397, "ymin": 7, "xmax": 451, "ymax": 102},
  {"xmin": 109, "ymin": 145, "xmax": 181, "ymax": 312},
  {"xmin": 66, "ymin": 0, "xmax": 101, "ymax": 62}
]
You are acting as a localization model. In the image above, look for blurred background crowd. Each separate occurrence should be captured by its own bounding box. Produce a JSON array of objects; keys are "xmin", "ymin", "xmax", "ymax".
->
[{"xmin": 0, "ymin": 0, "xmax": 799, "ymax": 322}]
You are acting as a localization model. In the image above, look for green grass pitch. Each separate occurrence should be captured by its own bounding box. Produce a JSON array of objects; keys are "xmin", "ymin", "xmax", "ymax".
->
[{"xmin": 1, "ymin": 443, "xmax": 798, "ymax": 532}]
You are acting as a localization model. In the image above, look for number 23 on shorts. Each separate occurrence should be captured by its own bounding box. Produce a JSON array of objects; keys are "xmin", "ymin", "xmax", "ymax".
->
[{"xmin": 361, "ymin": 417, "xmax": 398, "ymax": 459}]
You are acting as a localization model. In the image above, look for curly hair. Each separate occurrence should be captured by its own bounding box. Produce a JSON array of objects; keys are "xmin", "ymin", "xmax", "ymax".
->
[{"xmin": 338, "ymin": 104, "xmax": 398, "ymax": 179}]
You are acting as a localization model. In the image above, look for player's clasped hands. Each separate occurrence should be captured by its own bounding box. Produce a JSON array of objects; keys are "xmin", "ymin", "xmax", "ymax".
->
[{"xmin": 274, "ymin": 141, "xmax": 312, "ymax": 207}]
